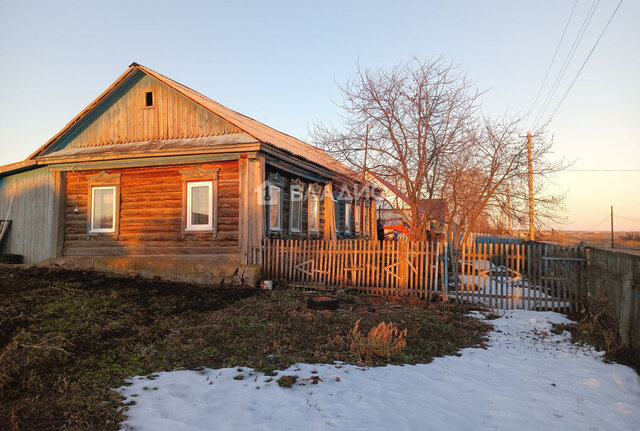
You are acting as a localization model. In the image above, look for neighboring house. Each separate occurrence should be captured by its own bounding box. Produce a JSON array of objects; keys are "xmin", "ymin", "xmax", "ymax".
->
[
  {"xmin": 365, "ymin": 171, "xmax": 447, "ymax": 236},
  {"xmin": 0, "ymin": 63, "xmax": 375, "ymax": 285}
]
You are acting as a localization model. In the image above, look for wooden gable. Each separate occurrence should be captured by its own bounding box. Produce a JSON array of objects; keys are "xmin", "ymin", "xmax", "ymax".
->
[{"xmin": 43, "ymin": 70, "xmax": 243, "ymax": 154}]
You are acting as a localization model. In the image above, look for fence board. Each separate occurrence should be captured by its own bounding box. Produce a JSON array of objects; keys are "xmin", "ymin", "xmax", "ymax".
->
[{"xmin": 258, "ymin": 239, "xmax": 444, "ymax": 297}]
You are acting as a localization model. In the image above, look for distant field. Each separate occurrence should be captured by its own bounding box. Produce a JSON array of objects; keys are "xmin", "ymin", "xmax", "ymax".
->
[{"xmin": 536, "ymin": 231, "xmax": 640, "ymax": 253}]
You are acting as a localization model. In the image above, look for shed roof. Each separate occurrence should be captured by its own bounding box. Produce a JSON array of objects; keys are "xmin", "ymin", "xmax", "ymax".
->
[
  {"xmin": 29, "ymin": 63, "xmax": 353, "ymax": 178},
  {"xmin": 367, "ymin": 171, "xmax": 447, "ymax": 223}
]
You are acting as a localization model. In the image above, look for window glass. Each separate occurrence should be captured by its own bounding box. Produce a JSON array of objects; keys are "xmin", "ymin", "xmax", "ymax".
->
[
  {"xmin": 344, "ymin": 203, "xmax": 352, "ymax": 234},
  {"xmin": 334, "ymin": 199, "xmax": 340, "ymax": 234},
  {"xmin": 309, "ymin": 193, "xmax": 319, "ymax": 232},
  {"xmin": 92, "ymin": 187, "xmax": 115, "ymax": 232},
  {"xmin": 290, "ymin": 189, "xmax": 302, "ymax": 232},
  {"xmin": 187, "ymin": 182, "xmax": 212, "ymax": 230},
  {"xmin": 269, "ymin": 185, "xmax": 281, "ymax": 230},
  {"xmin": 355, "ymin": 201, "xmax": 361, "ymax": 234},
  {"xmin": 364, "ymin": 201, "xmax": 370, "ymax": 235}
]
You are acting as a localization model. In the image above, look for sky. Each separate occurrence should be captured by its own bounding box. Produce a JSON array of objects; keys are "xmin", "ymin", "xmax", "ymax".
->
[{"xmin": 0, "ymin": 0, "xmax": 638, "ymax": 231}]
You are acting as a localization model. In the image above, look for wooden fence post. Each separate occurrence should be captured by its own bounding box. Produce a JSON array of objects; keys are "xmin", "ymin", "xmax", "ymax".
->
[{"xmin": 619, "ymin": 271, "xmax": 633, "ymax": 348}]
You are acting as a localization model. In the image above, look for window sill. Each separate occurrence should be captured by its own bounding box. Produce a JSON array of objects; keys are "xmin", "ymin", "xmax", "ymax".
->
[{"xmin": 185, "ymin": 227, "xmax": 213, "ymax": 232}]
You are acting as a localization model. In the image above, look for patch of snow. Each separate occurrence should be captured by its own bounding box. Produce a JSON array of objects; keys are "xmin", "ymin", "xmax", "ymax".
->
[{"xmin": 117, "ymin": 310, "xmax": 640, "ymax": 431}]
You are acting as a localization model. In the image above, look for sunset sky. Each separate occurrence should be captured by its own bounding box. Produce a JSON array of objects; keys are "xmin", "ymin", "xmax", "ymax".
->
[{"xmin": 0, "ymin": 0, "xmax": 638, "ymax": 231}]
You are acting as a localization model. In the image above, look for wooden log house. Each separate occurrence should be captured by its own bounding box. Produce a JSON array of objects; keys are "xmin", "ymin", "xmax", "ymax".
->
[{"xmin": 0, "ymin": 63, "xmax": 376, "ymax": 285}]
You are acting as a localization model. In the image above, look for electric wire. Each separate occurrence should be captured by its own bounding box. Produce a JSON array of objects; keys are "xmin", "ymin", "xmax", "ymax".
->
[
  {"xmin": 530, "ymin": 0, "xmax": 600, "ymax": 132},
  {"xmin": 586, "ymin": 214, "xmax": 611, "ymax": 231},
  {"xmin": 545, "ymin": 0, "xmax": 624, "ymax": 125},
  {"xmin": 525, "ymin": 0, "xmax": 578, "ymax": 127},
  {"xmin": 565, "ymin": 168, "xmax": 640, "ymax": 172}
]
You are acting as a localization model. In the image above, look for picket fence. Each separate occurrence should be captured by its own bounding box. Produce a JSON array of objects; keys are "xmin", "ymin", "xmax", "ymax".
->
[
  {"xmin": 254, "ymin": 239, "xmax": 586, "ymax": 312},
  {"xmin": 254, "ymin": 239, "xmax": 445, "ymax": 298},
  {"xmin": 452, "ymin": 242, "xmax": 585, "ymax": 313}
]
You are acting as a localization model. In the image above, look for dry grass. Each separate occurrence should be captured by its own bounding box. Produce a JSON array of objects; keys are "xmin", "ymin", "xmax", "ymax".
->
[
  {"xmin": 0, "ymin": 266, "xmax": 491, "ymax": 430},
  {"xmin": 348, "ymin": 319, "xmax": 408, "ymax": 360},
  {"xmin": 552, "ymin": 296, "xmax": 640, "ymax": 373},
  {"xmin": 538, "ymin": 230, "xmax": 640, "ymax": 251}
]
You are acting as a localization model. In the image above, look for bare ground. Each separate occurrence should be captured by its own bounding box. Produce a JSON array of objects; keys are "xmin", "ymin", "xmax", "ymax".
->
[{"xmin": 0, "ymin": 266, "xmax": 490, "ymax": 431}]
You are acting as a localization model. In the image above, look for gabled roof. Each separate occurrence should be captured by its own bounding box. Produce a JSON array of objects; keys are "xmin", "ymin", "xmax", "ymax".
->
[{"xmin": 28, "ymin": 63, "xmax": 353, "ymax": 177}]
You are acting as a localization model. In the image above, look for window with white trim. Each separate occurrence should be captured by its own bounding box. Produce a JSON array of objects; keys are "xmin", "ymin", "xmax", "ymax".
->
[
  {"xmin": 268, "ymin": 184, "xmax": 282, "ymax": 231},
  {"xmin": 186, "ymin": 181, "xmax": 213, "ymax": 231},
  {"xmin": 308, "ymin": 192, "xmax": 320, "ymax": 233},
  {"xmin": 355, "ymin": 201, "xmax": 361, "ymax": 235},
  {"xmin": 344, "ymin": 202, "xmax": 352, "ymax": 235},
  {"xmin": 90, "ymin": 186, "xmax": 116, "ymax": 233},
  {"xmin": 290, "ymin": 187, "xmax": 302, "ymax": 233}
]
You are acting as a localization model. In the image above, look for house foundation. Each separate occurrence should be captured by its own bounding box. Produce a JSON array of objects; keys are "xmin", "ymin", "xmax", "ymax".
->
[{"xmin": 35, "ymin": 255, "xmax": 261, "ymax": 287}]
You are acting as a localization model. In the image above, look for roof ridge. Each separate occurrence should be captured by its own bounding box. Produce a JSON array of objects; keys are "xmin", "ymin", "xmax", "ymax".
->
[
  {"xmin": 134, "ymin": 64, "xmax": 325, "ymax": 151},
  {"xmin": 27, "ymin": 62, "xmax": 354, "ymax": 177}
]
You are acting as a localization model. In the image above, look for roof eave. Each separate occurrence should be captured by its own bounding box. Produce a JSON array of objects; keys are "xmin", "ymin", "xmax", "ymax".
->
[
  {"xmin": 0, "ymin": 159, "xmax": 39, "ymax": 178},
  {"xmin": 26, "ymin": 65, "xmax": 140, "ymax": 160}
]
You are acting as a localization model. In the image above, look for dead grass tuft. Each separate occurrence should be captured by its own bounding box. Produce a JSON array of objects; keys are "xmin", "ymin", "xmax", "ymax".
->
[{"xmin": 348, "ymin": 319, "xmax": 408, "ymax": 359}]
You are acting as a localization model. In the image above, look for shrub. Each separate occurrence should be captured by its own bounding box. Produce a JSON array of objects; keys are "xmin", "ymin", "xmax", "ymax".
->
[{"xmin": 348, "ymin": 319, "xmax": 407, "ymax": 360}]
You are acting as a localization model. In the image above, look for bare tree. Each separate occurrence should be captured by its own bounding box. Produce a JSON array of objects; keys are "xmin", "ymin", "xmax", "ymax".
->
[
  {"xmin": 313, "ymin": 57, "xmax": 566, "ymax": 244},
  {"xmin": 442, "ymin": 120, "xmax": 567, "ymax": 247},
  {"xmin": 312, "ymin": 57, "xmax": 480, "ymax": 240}
]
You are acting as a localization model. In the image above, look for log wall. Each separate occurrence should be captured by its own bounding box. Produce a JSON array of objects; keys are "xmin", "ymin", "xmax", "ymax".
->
[{"xmin": 63, "ymin": 162, "xmax": 239, "ymax": 256}]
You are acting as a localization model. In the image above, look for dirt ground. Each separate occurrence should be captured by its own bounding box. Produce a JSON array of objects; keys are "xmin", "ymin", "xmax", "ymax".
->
[{"xmin": 0, "ymin": 265, "xmax": 490, "ymax": 431}]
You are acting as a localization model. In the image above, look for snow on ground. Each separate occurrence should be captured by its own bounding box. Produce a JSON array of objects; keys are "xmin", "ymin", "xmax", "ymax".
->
[{"xmin": 117, "ymin": 310, "xmax": 640, "ymax": 431}]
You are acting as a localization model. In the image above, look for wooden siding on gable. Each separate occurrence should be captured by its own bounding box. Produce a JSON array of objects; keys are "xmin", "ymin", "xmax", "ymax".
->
[
  {"xmin": 63, "ymin": 162, "xmax": 239, "ymax": 256},
  {"xmin": 54, "ymin": 73, "xmax": 242, "ymax": 151}
]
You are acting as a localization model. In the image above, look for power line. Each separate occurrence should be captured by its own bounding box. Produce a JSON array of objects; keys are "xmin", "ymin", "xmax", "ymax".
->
[
  {"xmin": 546, "ymin": 0, "xmax": 624, "ymax": 123},
  {"xmin": 525, "ymin": 0, "xmax": 578, "ymax": 126},
  {"xmin": 565, "ymin": 168, "xmax": 640, "ymax": 172},
  {"xmin": 530, "ymin": 0, "xmax": 600, "ymax": 131},
  {"xmin": 616, "ymin": 215, "xmax": 640, "ymax": 221},
  {"xmin": 586, "ymin": 214, "xmax": 611, "ymax": 231}
]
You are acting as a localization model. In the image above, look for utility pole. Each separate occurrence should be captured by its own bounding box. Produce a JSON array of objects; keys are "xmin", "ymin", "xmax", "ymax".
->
[
  {"xmin": 506, "ymin": 184, "xmax": 512, "ymax": 235},
  {"xmin": 611, "ymin": 205, "xmax": 614, "ymax": 248},
  {"xmin": 527, "ymin": 132, "xmax": 535, "ymax": 241}
]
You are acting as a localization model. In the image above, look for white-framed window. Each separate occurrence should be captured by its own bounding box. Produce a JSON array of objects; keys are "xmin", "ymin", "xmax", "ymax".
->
[
  {"xmin": 290, "ymin": 188, "xmax": 302, "ymax": 233},
  {"xmin": 90, "ymin": 186, "xmax": 116, "ymax": 233},
  {"xmin": 355, "ymin": 201, "xmax": 361, "ymax": 235},
  {"xmin": 268, "ymin": 184, "xmax": 282, "ymax": 231},
  {"xmin": 308, "ymin": 192, "xmax": 320, "ymax": 233},
  {"xmin": 344, "ymin": 202, "xmax": 352, "ymax": 235},
  {"xmin": 186, "ymin": 181, "xmax": 213, "ymax": 231}
]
